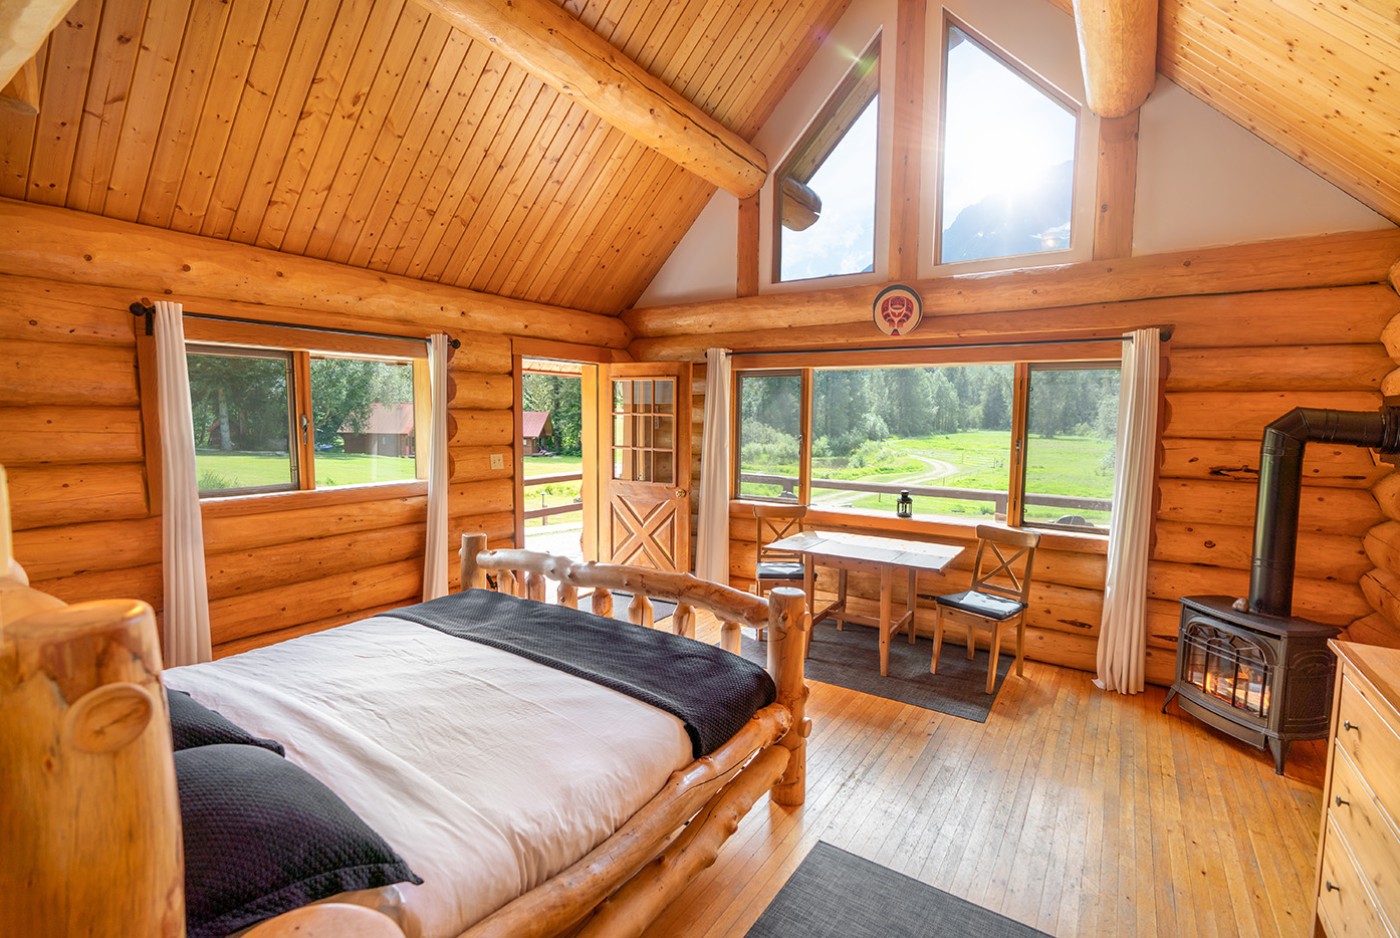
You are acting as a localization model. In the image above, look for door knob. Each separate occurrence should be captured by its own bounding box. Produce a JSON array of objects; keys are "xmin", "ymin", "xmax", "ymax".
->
[{"xmin": 675, "ymin": 489, "xmax": 688, "ymax": 498}]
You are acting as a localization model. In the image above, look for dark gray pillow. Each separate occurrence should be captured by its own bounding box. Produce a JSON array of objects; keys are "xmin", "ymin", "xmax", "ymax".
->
[
  {"xmin": 176, "ymin": 744, "xmax": 422, "ymax": 938},
  {"xmin": 166, "ymin": 688, "xmax": 285, "ymax": 756}
]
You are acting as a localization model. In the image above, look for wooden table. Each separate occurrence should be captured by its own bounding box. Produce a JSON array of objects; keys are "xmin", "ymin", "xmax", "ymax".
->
[{"xmin": 768, "ymin": 530, "xmax": 963, "ymax": 676}]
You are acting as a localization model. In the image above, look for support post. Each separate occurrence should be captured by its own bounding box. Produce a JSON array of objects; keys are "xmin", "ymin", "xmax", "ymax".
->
[{"xmin": 767, "ymin": 587, "xmax": 809, "ymax": 806}]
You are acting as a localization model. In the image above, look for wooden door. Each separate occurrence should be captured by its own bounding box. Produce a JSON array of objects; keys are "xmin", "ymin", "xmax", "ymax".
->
[{"xmin": 600, "ymin": 364, "xmax": 691, "ymax": 571}]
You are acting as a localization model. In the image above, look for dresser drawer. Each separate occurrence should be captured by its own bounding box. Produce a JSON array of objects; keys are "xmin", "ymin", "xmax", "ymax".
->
[
  {"xmin": 1337, "ymin": 673, "xmax": 1400, "ymax": 829},
  {"xmin": 1329, "ymin": 743, "xmax": 1400, "ymax": 930},
  {"xmin": 1318, "ymin": 816, "xmax": 1393, "ymax": 938}
]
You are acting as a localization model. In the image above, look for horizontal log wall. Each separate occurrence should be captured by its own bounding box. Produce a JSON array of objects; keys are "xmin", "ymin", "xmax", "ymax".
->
[
  {"xmin": 1356, "ymin": 263, "xmax": 1400, "ymax": 648},
  {"xmin": 717, "ymin": 276, "xmax": 1400, "ymax": 686},
  {"xmin": 0, "ymin": 238, "xmax": 568, "ymax": 656},
  {"xmin": 1, "ymin": 275, "xmax": 521, "ymax": 656},
  {"xmin": 4, "ymin": 279, "xmax": 157, "ymax": 618}
]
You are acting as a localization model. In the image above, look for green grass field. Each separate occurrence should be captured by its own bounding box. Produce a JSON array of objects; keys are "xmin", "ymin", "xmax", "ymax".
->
[
  {"xmin": 196, "ymin": 451, "xmax": 417, "ymax": 492},
  {"xmin": 522, "ymin": 454, "xmax": 584, "ymax": 527},
  {"xmin": 742, "ymin": 429, "xmax": 1114, "ymax": 525}
]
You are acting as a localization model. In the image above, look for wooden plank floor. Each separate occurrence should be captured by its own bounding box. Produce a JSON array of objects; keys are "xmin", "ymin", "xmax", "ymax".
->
[{"xmin": 643, "ymin": 648, "xmax": 1327, "ymax": 938}]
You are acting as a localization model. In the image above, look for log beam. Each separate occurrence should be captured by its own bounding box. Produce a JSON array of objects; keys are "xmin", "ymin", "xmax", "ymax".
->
[
  {"xmin": 779, "ymin": 177, "xmax": 822, "ymax": 232},
  {"xmin": 410, "ymin": 0, "xmax": 767, "ymax": 198},
  {"xmin": 0, "ymin": 0, "xmax": 74, "ymax": 89},
  {"xmin": 0, "ymin": 199, "xmax": 630, "ymax": 348},
  {"xmin": 623, "ymin": 227, "xmax": 1400, "ymax": 356},
  {"xmin": 1072, "ymin": 0, "xmax": 1158, "ymax": 117}
]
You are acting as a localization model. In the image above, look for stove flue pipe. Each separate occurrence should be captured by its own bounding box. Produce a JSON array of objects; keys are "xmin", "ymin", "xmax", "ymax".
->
[{"xmin": 1248, "ymin": 406, "xmax": 1400, "ymax": 616}]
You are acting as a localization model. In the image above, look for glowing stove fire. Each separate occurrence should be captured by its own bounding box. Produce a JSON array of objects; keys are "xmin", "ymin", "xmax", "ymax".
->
[{"xmin": 1165, "ymin": 596, "xmax": 1337, "ymax": 774}]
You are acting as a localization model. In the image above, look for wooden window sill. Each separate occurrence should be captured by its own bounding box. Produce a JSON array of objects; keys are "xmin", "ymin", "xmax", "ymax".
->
[
  {"xmin": 729, "ymin": 499, "xmax": 1108, "ymax": 554},
  {"xmin": 200, "ymin": 480, "xmax": 428, "ymax": 518}
]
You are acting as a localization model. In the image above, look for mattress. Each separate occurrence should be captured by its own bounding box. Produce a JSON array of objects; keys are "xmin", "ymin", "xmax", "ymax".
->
[{"xmin": 163, "ymin": 615, "xmax": 694, "ymax": 938}]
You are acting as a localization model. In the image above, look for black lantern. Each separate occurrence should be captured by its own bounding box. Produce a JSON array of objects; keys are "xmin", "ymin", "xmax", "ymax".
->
[{"xmin": 896, "ymin": 490, "xmax": 913, "ymax": 518}]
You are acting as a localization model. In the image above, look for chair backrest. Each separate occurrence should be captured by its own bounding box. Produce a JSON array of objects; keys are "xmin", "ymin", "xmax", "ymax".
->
[
  {"xmin": 752, "ymin": 503, "xmax": 807, "ymax": 568},
  {"xmin": 969, "ymin": 523, "xmax": 1040, "ymax": 604}
]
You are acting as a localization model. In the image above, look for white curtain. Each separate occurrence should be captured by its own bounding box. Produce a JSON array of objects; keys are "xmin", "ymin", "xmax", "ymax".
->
[
  {"xmin": 154, "ymin": 301, "xmax": 212, "ymax": 666},
  {"xmin": 1096, "ymin": 327, "xmax": 1162, "ymax": 694},
  {"xmin": 423, "ymin": 334, "xmax": 450, "ymax": 600},
  {"xmin": 695, "ymin": 348, "xmax": 733, "ymax": 585}
]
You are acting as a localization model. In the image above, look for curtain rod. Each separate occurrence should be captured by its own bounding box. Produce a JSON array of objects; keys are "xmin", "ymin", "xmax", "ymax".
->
[
  {"xmin": 127, "ymin": 301, "xmax": 460, "ymax": 348},
  {"xmin": 730, "ymin": 325, "xmax": 1173, "ymax": 358}
]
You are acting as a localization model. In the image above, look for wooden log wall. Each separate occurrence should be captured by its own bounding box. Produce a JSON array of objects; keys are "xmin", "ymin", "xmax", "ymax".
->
[
  {"xmin": 1354, "ymin": 264, "xmax": 1400, "ymax": 648},
  {"xmin": 706, "ymin": 273, "xmax": 1400, "ymax": 686},
  {"xmin": 0, "ymin": 206, "xmax": 624, "ymax": 657},
  {"xmin": 0, "ymin": 272, "xmax": 523, "ymax": 657}
]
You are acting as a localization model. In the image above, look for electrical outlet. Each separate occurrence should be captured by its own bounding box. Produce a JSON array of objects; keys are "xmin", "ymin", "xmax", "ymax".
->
[{"xmin": 490, "ymin": 453, "xmax": 505, "ymax": 471}]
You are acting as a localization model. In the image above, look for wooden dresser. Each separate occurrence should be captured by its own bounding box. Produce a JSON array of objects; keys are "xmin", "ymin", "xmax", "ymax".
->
[{"xmin": 1314, "ymin": 641, "xmax": 1400, "ymax": 937}]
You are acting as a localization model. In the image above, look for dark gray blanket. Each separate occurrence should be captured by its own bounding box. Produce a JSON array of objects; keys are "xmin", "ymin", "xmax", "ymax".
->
[{"xmin": 386, "ymin": 589, "xmax": 776, "ymax": 758}]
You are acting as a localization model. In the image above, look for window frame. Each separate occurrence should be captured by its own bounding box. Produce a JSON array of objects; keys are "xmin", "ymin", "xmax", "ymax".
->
[
  {"xmin": 918, "ymin": 4, "xmax": 1099, "ymax": 279},
  {"xmin": 770, "ymin": 35, "xmax": 883, "ymax": 286},
  {"xmin": 730, "ymin": 344, "xmax": 1125, "ymax": 537},
  {"xmin": 179, "ymin": 317, "xmax": 431, "ymax": 502}
]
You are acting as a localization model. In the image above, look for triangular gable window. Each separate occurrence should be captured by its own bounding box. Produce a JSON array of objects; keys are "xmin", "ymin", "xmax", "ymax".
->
[
  {"xmin": 774, "ymin": 39, "xmax": 881, "ymax": 283},
  {"xmin": 937, "ymin": 23, "xmax": 1077, "ymax": 265}
]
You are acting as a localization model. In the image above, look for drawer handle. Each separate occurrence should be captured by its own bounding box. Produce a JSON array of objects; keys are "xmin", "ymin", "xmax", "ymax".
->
[
  {"xmin": 1325, "ymin": 880, "xmax": 1341, "ymax": 893},
  {"xmin": 1342, "ymin": 720, "xmax": 1360, "ymax": 732},
  {"xmin": 1335, "ymin": 795, "xmax": 1350, "ymax": 807}
]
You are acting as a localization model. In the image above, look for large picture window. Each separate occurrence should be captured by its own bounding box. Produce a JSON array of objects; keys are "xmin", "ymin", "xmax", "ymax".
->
[
  {"xmin": 735, "ymin": 355, "xmax": 1121, "ymax": 533},
  {"xmin": 186, "ymin": 325, "xmax": 428, "ymax": 497}
]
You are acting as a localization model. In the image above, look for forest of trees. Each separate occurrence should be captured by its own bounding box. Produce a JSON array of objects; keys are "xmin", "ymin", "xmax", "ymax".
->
[
  {"xmin": 521, "ymin": 373, "xmax": 583, "ymax": 456},
  {"xmin": 187, "ymin": 351, "xmax": 413, "ymax": 452},
  {"xmin": 740, "ymin": 365, "xmax": 1119, "ymax": 468}
]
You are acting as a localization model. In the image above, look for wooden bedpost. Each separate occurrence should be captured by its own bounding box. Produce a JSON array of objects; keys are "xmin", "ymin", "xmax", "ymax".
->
[
  {"xmin": 460, "ymin": 532, "xmax": 489, "ymax": 590},
  {"xmin": 0, "ymin": 598, "xmax": 184, "ymax": 936},
  {"xmin": 766, "ymin": 587, "xmax": 809, "ymax": 807}
]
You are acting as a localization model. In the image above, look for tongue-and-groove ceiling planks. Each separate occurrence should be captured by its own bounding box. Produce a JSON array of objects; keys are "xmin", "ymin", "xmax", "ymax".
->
[
  {"xmin": 2, "ymin": 0, "xmax": 1396, "ymax": 321},
  {"xmin": 0, "ymin": 0, "xmax": 849, "ymax": 316}
]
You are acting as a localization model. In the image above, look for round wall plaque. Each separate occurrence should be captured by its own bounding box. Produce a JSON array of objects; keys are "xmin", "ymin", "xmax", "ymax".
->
[{"xmin": 872, "ymin": 284, "xmax": 923, "ymax": 337}]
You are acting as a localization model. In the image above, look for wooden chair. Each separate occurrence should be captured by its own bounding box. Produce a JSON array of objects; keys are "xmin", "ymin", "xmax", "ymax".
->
[
  {"xmin": 752, "ymin": 502, "xmax": 808, "ymax": 595},
  {"xmin": 752, "ymin": 503, "xmax": 807, "ymax": 640},
  {"xmin": 930, "ymin": 524, "xmax": 1040, "ymax": 693}
]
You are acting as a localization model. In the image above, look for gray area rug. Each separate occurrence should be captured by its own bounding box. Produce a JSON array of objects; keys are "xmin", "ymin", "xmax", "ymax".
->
[
  {"xmin": 747, "ymin": 842, "xmax": 1052, "ymax": 938},
  {"xmin": 605, "ymin": 590, "xmax": 676, "ymax": 623},
  {"xmin": 740, "ymin": 618, "xmax": 1011, "ymax": 722}
]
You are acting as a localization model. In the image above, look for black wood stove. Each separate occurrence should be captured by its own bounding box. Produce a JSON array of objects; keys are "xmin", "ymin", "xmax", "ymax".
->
[
  {"xmin": 1166, "ymin": 406, "xmax": 1400, "ymax": 774},
  {"xmin": 1166, "ymin": 596, "xmax": 1337, "ymax": 773}
]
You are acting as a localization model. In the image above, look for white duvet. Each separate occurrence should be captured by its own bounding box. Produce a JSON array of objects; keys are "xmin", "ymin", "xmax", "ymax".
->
[{"xmin": 163, "ymin": 615, "xmax": 693, "ymax": 938}]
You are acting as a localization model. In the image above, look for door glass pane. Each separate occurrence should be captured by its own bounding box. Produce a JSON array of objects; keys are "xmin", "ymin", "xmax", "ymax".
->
[
  {"xmin": 736, "ymin": 372, "xmax": 802, "ymax": 499},
  {"xmin": 188, "ymin": 348, "xmax": 297, "ymax": 495},
  {"xmin": 310, "ymin": 357, "xmax": 418, "ymax": 489},
  {"xmin": 1023, "ymin": 365, "xmax": 1120, "ymax": 531},
  {"xmin": 611, "ymin": 378, "xmax": 677, "ymax": 484}
]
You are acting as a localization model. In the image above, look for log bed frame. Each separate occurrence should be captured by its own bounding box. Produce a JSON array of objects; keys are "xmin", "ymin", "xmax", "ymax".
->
[{"xmin": 0, "ymin": 521, "xmax": 809, "ymax": 938}]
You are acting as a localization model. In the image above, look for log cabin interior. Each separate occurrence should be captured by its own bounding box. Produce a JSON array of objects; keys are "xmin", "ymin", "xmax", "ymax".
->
[{"xmin": 3, "ymin": 0, "xmax": 1400, "ymax": 934}]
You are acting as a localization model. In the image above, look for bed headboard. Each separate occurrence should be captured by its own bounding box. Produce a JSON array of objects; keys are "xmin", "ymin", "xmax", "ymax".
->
[{"xmin": 0, "ymin": 465, "xmax": 185, "ymax": 935}]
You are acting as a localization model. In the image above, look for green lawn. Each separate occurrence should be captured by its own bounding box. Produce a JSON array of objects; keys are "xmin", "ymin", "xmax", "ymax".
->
[
  {"xmin": 522, "ymin": 454, "xmax": 584, "ymax": 527},
  {"xmin": 741, "ymin": 429, "xmax": 1114, "ymax": 525},
  {"xmin": 522, "ymin": 454, "xmax": 583, "ymax": 478},
  {"xmin": 196, "ymin": 451, "xmax": 417, "ymax": 492}
]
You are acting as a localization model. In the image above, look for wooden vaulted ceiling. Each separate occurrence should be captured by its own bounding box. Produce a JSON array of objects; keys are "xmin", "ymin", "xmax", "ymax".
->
[
  {"xmin": 0, "ymin": 0, "xmax": 848, "ymax": 316},
  {"xmin": 0, "ymin": 0, "xmax": 1396, "ymax": 321}
]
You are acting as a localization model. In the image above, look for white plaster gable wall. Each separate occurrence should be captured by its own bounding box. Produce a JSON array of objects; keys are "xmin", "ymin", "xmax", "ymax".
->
[
  {"xmin": 1133, "ymin": 76, "xmax": 1392, "ymax": 255},
  {"xmin": 633, "ymin": 192, "xmax": 739, "ymax": 306},
  {"xmin": 635, "ymin": 0, "xmax": 1394, "ymax": 309}
]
